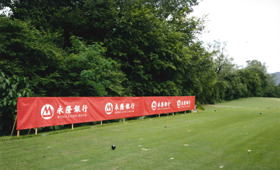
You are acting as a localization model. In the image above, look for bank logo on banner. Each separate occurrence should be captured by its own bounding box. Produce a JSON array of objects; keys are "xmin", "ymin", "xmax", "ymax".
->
[
  {"xmin": 151, "ymin": 101, "xmax": 170, "ymax": 110},
  {"xmin": 105, "ymin": 103, "xmax": 114, "ymax": 114},
  {"xmin": 151, "ymin": 101, "xmax": 157, "ymax": 110},
  {"xmin": 41, "ymin": 104, "xmax": 55, "ymax": 120},
  {"xmin": 177, "ymin": 100, "xmax": 191, "ymax": 108},
  {"xmin": 177, "ymin": 100, "xmax": 181, "ymax": 108}
]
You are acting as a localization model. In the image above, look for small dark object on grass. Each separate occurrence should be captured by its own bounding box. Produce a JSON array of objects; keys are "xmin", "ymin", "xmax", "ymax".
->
[
  {"xmin": 112, "ymin": 145, "xmax": 116, "ymax": 150},
  {"xmin": 214, "ymin": 110, "xmax": 216, "ymax": 112},
  {"xmin": 260, "ymin": 112, "xmax": 262, "ymax": 115}
]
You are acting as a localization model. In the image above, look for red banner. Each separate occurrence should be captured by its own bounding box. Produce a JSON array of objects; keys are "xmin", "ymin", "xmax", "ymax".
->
[{"xmin": 17, "ymin": 96, "xmax": 195, "ymax": 130}]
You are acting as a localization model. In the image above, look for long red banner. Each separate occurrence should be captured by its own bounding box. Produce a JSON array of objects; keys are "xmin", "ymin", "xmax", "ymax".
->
[{"xmin": 17, "ymin": 96, "xmax": 195, "ymax": 130}]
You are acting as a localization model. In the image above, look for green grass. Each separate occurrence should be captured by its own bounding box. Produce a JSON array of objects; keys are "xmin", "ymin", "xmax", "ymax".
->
[{"xmin": 1, "ymin": 97, "xmax": 280, "ymax": 169}]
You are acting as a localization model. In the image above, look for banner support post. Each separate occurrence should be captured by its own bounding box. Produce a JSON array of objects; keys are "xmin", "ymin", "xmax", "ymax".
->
[
  {"xmin": 10, "ymin": 116, "xmax": 17, "ymax": 136},
  {"xmin": 101, "ymin": 121, "xmax": 103, "ymax": 125},
  {"xmin": 158, "ymin": 114, "xmax": 160, "ymax": 117},
  {"xmin": 35, "ymin": 128, "xmax": 38, "ymax": 135},
  {"xmin": 17, "ymin": 130, "xmax": 20, "ymax": 137},
  {"xmin": 71, "ymin": 124, "xmax": 74, "ymax": 130}
]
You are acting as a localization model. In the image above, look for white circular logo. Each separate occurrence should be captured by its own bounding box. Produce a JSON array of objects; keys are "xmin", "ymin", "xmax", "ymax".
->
[
  {"xmin": 177, "ymin": 100, "xmax": 181, "ymax": 108},
  {"xmin": 41, "ymin": 104, "xmax": 54, "ymax": 120},
  {"xmin": 105, "ymin": 103, "xmax": 113, "ymax": 114},
  {"xmin": 151, "ymin": 101, "xmax": 157, "ymax": 111}
]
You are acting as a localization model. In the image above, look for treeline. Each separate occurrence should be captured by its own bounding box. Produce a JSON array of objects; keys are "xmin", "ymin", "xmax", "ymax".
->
[{"xmin": 0, "ymin": 0, "xmax": 279, "ymax": 135}]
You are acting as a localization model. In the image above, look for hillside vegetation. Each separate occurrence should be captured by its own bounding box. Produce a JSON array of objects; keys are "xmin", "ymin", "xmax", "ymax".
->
[
  {"xmin": 272, "ymin": 72, "xmax": 280, "ymax": 85},
  {"xmin": 1, "ymin": 97, "xmax": 280, "ymax": 169},
  {"xmin": 1, "ymin": 1, "xmax": 280, "ymax": 135}
]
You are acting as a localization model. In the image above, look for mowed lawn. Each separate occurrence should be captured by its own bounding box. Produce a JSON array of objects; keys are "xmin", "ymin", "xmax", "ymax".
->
[{"xmin": 1, "ymin": 97, "xmax": 280, "ymax": 170}]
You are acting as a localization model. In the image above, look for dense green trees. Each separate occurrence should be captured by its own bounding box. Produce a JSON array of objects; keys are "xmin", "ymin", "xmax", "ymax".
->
[
  {"xmin": 0, "ymin": 0, "xmax": 279, "ymax": 135},
  {"xmin": 0, "ymin": 16, "xmax": 126, "ymax": 135}
]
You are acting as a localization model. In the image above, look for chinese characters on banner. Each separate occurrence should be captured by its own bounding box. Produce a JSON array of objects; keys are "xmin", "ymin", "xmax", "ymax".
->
[{"xmin": 17, "ymin": 96, "xmax": 195, "ymax": 130}]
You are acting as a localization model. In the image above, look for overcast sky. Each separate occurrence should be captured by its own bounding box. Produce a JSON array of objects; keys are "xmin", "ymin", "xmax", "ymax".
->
[{"xmin": 192, "ymin": 0, "xmax": 280, "ymax": 73}]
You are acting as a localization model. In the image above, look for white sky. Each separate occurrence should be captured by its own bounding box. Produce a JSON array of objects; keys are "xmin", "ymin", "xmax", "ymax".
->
[{"xmin": 192, "ymin": 0, "xmax": 280, "ymax": 73}]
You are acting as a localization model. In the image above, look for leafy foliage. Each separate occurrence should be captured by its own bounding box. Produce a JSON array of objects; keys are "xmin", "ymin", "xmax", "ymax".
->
[
  {"xmin": 0, "ymin": 71, "xmax": 33, "ymax": 135},
  {"xmin": 59, "ymin": 36, "xmax": 127, "ymax": 96}
]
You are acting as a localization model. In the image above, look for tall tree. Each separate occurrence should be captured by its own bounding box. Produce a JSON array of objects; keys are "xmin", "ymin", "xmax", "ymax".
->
[{"xmin": 0, "ymin": 17, "xmax": 65, "ymax": 95}]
